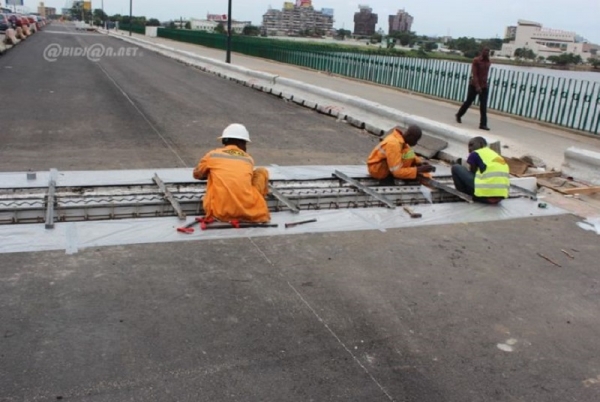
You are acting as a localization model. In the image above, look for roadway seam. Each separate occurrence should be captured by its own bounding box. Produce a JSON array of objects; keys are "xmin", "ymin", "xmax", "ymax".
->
[{"xmin": 94, "ymin": 62, "xmax": 189, "ymax": 168}]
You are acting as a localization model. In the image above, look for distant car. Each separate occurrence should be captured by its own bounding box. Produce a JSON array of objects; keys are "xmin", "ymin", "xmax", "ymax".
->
[{"xmin": 0, "ymin": 13, "xmax": 10, "ymax": 32}]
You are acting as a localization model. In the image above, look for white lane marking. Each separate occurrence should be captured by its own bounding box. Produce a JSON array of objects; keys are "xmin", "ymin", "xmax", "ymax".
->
[{"xmin": 95, "ymin": 62, "xmax": 188, "ymax": 167}]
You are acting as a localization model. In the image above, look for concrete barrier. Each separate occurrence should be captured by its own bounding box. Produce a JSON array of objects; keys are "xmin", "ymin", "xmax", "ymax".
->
[{"xmin": 562, "ymin": 147, "xmax": 600, "ymax": 185}]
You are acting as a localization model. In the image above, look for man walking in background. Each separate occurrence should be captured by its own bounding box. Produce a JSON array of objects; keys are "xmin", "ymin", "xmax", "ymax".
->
[{"xmin": 455, "ymin": 47, "xmax": 492, "ymax": 131}]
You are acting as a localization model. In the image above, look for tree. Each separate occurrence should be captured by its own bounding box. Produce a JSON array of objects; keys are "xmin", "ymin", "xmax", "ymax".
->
[
  {"xmin": 336, "ymin": 28, "xmax": 351, "ymax": 39},
  {"xmin": 537, "ymin": 55, "xmax": 546, "ymax": 64},
  {"xmin": 70, "ymin": 3, "xmax": 92, "ymax": 22},
  {"xmin": 590, "ymin": 58, "xmax": 600, "ymax": 69},
  {"xmin": 370, "ymin": 33, "xmax": 382, "ymax": 43},
  {"xmin": 547, "ymin": 53, "xmax": 582, "ymax": 66},
  {"xmin": 184, "ymin": 21, "xmax": 191, "ymax": 29},
  {"xmin": 514, "ymin": 47, "xmax": 535, "ymax": 60},
  {"xmin": 447, "ymin": 36, "xmax": 480, "ymax": 58},
  {"xmin": 423, "ymin": 42, "xmax": 438, "ymax": 52},
  {"xmin": 92, "ymin": 8, "xmax": 107, "ymax": 26},
  {"xmin": 146, "ymin": 18, "xmax": 161, "ymax": 26},
  {"xmin": 214, "ymin": 22, "xmax": 226, "ymax": 34},
  {"xmin": 242, "ymin": 25, "xmax": 260, "ymax": 36},
  {"xmin": 390, "ymin": 30, "xmax": 417, "ymax": 47},
  {"xmin": 480, "ymin": 38, "xmax": 503, "ymax": 51}
]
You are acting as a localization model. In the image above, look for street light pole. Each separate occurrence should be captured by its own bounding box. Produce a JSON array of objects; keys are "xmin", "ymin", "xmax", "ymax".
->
[
  {"xmin": 129, "ymin": 0, "xmax": 132, "ymax": 36},
  {"xmin": 226, "ymin": 0, "xmax": 232, "ymax": 63}
]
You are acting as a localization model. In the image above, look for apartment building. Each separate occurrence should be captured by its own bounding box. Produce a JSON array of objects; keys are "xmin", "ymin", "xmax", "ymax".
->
[
  {"xmin": 388, "ymin": 9, "xmax": 413, "ymax": 35},
  {"xmin": 262, "ymin": 2, "xmax": 334, "ymax": 36},
  {"xmin": 353, "ymin": 5, "xmax": 377, "ymax": 36}
]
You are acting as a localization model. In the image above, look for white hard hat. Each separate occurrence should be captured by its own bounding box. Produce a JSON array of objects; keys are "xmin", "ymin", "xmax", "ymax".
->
[{"xmin": 218, "ymin": 123, "xmax": 251, "ymax": 142}]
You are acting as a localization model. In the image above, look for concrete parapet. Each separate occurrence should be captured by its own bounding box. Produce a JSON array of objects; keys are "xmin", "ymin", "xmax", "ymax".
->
[{"xmin": 562, "ymin": 147, "xmax": 600, "ymax": 185}]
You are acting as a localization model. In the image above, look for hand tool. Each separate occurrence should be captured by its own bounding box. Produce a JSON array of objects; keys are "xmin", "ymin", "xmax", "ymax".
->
[
  {"xmin": 201, "ymin": 219, "xmax": 279, "ymax": 230},
  {"xmin": 176, "ymin": 216, "xmax": 214, "ymax": 234},
  {"xmin": 177, "ymin": 218, "xmax": 200, "ymax": 234},
  {"xmin": 284, "ymin": 218, "xmax": 317, "ymax": 228}
]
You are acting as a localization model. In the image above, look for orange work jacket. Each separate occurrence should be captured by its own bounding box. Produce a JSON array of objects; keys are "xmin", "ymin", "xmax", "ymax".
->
[
  {"xmin": 193, "ymin": 145, "xmax": 270, "ymax": 223},
  {"xmin": 367, "ymin": 128, "xmax": 422, "ymax": 180}
]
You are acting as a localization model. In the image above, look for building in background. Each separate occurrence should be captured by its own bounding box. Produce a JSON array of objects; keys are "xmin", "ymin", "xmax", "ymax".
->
[
  {"xmin": 262, "ymin": 2, "xmax": 334, "ymax": 36},
  {"xmin": 37, "ymin": 2, "xmax": 57, "ymax": 16},
  {"xmin": 498, "ymin": 19, "xmax": 593, "ymax": 61},
  {"xmin": 353, "ymin": 5, "xmax": 377, "ymax": 36},
  {"xmin": 189, "ymin": 15, "xmax": 251, "ymax": 33},
  {"xmin": 388, "ymin": 9, "xmax": 413, "ymax": 35},
  {"xmin": 504, "ymin": 26, "xmax": 517, "ymax": 41}
]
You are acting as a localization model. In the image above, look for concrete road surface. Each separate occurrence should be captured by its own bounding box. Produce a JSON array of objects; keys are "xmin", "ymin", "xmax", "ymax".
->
[{"xmin": 1, "ymin": 24, "xmax": 600, "ymax": 402}]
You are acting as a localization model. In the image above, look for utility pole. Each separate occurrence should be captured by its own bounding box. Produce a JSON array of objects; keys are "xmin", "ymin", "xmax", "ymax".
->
[
  {"xmin": 226, "ymin": 0, "xmax": 232, "ymax": 63},
  {"xmin": 129, "ymin": 0, "xmax": 132, "ymax": 36},
  {"xmin": 101, "ymin": 0, "xmax": 105, "ymax": 29}
]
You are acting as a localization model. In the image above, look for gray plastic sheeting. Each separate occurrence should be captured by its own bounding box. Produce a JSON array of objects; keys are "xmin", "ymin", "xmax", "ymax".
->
[
  {"xmin": 0, "ymin": 199, "xmax": 565, "ymax": 255},
  {"xmin": 0, "ymin": 165, "xmax": 453, "ymax": 189}
]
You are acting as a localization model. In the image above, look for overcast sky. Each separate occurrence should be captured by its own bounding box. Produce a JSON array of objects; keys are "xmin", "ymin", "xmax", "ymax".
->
[{"xmin": 40, "ymin": 0, "xmax": 600, "ymax": 43}]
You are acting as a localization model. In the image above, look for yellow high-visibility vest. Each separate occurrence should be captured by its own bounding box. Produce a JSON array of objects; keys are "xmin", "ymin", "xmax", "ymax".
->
[{"xmin": 474, "ymin": 148, "xmax": 510, "ymax": 198}]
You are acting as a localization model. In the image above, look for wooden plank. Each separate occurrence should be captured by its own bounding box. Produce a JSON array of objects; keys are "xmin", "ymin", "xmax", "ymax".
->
[
  {"xmin": 537, "ymin": 178, "xmax": 570, "ymax": 194},
  {"xmin": 560, "ymin": 186, "xmax": 600, "ymax": 195},
  {"xmin": 520, "ymin": 171, "xmax": 562, "ymax": 179},
  {"xmin": 505, "ymin": 157, "xmax": 529, "ymax": 176}
]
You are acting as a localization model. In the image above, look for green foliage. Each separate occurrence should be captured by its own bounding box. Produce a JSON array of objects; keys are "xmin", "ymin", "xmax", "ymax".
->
[
  {"xmin": 242, "ymin": 25, "xmax": 261, "ymax": 36},
  {"xmin": 514, "ymin": 48, "xmax": 536, "ymax": 60},
  {"xmin": 423, "ymin": 42, "xmax": 438, "ymax": 52},
  {"xmin": 390, "ymin": 30, "xmax": 417, "ymax": 47},
  {"xmin": 547, "ymin": 53, "xmax": 583, "ymax": 66},
  {"xmin": 214, "ymin": 22, "xmax": 226, "ymax": 34},
  {"xmin": 336, "ymin": 29, "xmax": 351, "ymax": 39},
  {"xmin": 589, "ymin": 58, "xmax": 600, "ymax": 69},
  {"xmin": 92, "ymin": 8, "xmax": 107, "ymax": 26},
  {"xmin": 370, "ymin": 33, "xmax": 382, "ymax": 43},
  {"xmin": 70, "ymin": 4, "xmax": 92, "ymax": 22},
  {"xmin": 146, "ymin": 18, "xmax": 161, "ymax": 27}
]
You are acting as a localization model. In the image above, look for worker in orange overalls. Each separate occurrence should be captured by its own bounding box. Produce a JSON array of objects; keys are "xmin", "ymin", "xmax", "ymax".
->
[
  {"xmin": 193, "ymin": 124, "xmax": 270, "ymax": 223},
  {"xmin": 367, "ymin": 125, "xmax": 434, "ymax": 181}
]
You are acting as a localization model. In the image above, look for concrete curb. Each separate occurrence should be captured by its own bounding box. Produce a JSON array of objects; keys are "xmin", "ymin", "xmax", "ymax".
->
[{"xmin": 562, "ymin": 147, "xmax": 600, "ymax": 185}]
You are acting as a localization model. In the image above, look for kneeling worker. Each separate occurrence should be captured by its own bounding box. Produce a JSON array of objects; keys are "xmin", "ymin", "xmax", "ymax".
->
[
  {"xmin": 193, "ymin": 124, "xmax": 270, "ymax": 222},
  {"xmin": 367, "ymin": 125, "xmax": 435, "ymax": 181},
  {"xmin": 451, "ymin": 136, "xmax": 510, "ymax": 204}
]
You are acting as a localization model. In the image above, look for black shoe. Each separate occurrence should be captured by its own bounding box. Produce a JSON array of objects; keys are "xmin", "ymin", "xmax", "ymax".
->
[
  {"xmin": 479, "ymin": 125, "xmax": 490, "ymax": 131},
  {"xmin": 455, "ymin": 114, "xmax": 462, "ymax": 124}
]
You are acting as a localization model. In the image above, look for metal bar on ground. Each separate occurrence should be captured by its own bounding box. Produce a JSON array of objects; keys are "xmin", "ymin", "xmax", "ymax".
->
[
  {"xmin": 269, "ymin": 185, "xmax": 300, "ymax": 214},
  {"xmin": 45, "ymin": 169, "xmax": 58, "ymax": 229},
  {"xmin": 333, "ymin": 170, "xmax": 396, "ymax": 209},
  {"xmin": 419, "ymin": 177, "xmax": 473, "ymax": 203},
  {"xmin": 153, "ymin": 173, "xmax": 186, "ymax": 220}
]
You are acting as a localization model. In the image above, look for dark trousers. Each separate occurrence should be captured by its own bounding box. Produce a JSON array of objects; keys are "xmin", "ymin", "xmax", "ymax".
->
[
  {"xmin": 451, "ymin": 164, "xmax": 475, "ymax": 196},
  {"xmin": 451, "ymin": 164, "xmax": 502, "ymax": 204},
  {"xmin": 457, "ymin": 85, "xmax": 488, "ymax": 127}
]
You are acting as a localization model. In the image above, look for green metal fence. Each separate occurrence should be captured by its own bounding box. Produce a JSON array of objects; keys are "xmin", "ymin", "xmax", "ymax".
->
[
  {"xmin": 118, "ymin": 24, "xmax": 146, "ymax": 35},
  {"xmin": 156, "ymin": 29, "xmax": 600, "ymax": 135}
]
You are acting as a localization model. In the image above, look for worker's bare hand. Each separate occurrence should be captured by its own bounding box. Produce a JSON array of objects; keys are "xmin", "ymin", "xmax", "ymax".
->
[{"xmin": 417, "ymin": 165, "xmax": 435, "ymax": 174}]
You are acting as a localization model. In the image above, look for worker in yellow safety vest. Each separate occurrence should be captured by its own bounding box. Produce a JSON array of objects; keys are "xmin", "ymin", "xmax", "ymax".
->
[
  {"xmin": 193, "ymin": 124, "xmax": 270, "ymax": 223},
  {"xmin": 451, "ymin": 136, "xmax": 510, "ymax": 204},
  {"xmin": 367, "ymin": 125, "xmax": 435, "ymax": 182}
]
